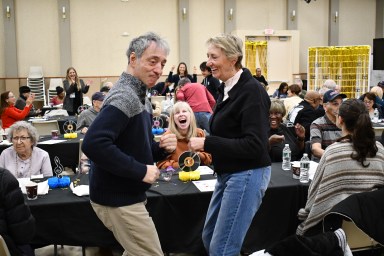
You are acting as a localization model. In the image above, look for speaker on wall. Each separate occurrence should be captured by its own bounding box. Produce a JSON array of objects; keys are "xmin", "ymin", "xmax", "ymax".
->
[{"xmin": 373, "ymin": 38, "xmax": 384, "ymax": 70}]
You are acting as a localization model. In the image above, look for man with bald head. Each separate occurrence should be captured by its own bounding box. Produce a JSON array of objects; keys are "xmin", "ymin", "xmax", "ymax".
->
[{"xmin": 287, "ymin": 90, "xmax": 323, "ymax": 141}]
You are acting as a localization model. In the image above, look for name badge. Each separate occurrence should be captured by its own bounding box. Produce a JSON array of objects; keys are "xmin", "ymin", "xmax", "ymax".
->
[{"xmin": 70, "ymin": 93, "xmax": 75, "ymax": 99}]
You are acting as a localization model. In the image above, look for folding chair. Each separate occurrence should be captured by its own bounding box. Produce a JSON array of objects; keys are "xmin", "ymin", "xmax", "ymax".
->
[
  {"xmin": 342, "ymin": 219, "xmax": 379, "ymax": 252},
  {"xmin": 31, "ymin": 120, "xmax": 60, "ymax": 137}
]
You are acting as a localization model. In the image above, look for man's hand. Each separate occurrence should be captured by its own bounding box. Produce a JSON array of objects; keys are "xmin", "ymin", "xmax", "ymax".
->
[
  {"xmin": 159, "ymin": 133, "xmax": 177, "ymax": 153},
  {"xmin": 188, "ymin": 137, "xmax": 205, "ymax": 152},
  {"xmin": 143, "ymin": 165, "xmax": 160, "ymax": 184}
]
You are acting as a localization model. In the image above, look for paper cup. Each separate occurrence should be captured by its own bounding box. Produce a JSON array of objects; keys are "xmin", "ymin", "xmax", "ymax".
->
[
  {"xmin": 26, "ymin": 182, "xmax": 38, "ymax": 200},
  {"xmin": 292, "ymin": 162, "xmax": 300, "ymax": 179}
]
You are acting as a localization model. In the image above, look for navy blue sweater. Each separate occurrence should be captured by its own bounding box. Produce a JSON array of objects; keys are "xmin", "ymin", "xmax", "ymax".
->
[
  {"xmin": 205, "ymin": 68, "xmax": 271, "ymax": 173},
  {"xmin": 82, "ymin": 72, "xmax": 168, "ymax": 207}
]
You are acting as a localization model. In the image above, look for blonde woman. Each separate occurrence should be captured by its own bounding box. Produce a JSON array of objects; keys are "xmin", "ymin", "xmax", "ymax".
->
[
  {"xmin": 156, "ymin": 101, "xmax": 212, "ymax": 169},
  {"xmin": 63, "ymin": 67, "xmax": 91, "ymax": 115}
]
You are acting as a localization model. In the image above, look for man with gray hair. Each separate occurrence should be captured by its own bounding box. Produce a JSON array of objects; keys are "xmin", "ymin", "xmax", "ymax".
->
[
  {"xmin": 322, "ymin": 79, "xmax": 337, "ymax": 91},
  {"xmin": 82, "ymin": 32, "xmax": 177, "ymax": 255}
]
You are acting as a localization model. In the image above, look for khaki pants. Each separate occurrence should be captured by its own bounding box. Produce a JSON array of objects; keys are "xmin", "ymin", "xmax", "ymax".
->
[{"xmin": 91, "ymin": 201, "xmax": 163, "ymax": 256}]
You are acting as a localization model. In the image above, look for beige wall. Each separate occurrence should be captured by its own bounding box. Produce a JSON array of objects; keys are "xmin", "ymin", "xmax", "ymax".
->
[
  {"xmin": 339, "ymin": 0, "xmax": 376, "ymax": 46},
  {"xmin": 237, "ymin": 0, "xmax": 287, "ymax": 30},
  {"xmin": 189, "ymin": 0, "xmax": 224, "ymax": 71},
  {"xmin": 70, "ymin": 0, "xmax": 178, "ymax": 77},
  {"xmin": 298, "ymin": 0, "xmax": 329, "ymax": 72},
  {"xmin": 15, "ymin": 0, "xmax": 60, "ymax": 77},
  {"xmin": 0, "ymin": 0, "xmax": 380, "ymax": 85},
  {"xmin": 0, "ymin": 1, "xmax": 5, "ymax": 78}
]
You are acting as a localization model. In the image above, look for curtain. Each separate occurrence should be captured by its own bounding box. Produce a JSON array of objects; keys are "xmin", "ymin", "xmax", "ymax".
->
[
  {"xmin": 245, "ymin": 41, "xmax": 268, "ymax": 80},
  {"xmin": 308, "ymin": 45, "xmax": 370, "ymax": 98}
]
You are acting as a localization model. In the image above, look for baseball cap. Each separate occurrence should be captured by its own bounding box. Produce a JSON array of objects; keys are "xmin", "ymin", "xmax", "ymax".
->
[
  {"xmin": 323, "ymin": 90, "xmax": 347, "ymax": 103},
  {"xmin": 378, "ymin": 81, "xmax": 384, "ymax": 88},
  {"xmin": 91, "ymin": 92, "xmax": 105, "ymax": 101}
]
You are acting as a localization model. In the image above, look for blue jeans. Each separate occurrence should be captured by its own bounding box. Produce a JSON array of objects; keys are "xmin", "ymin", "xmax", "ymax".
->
[
  {"xmin": 202, "ymin": 166, "xmax": 271, "ymax": 256},
  {"xmin": 194, "ymin": 112, "xmax": 211, "ymax": 134}
]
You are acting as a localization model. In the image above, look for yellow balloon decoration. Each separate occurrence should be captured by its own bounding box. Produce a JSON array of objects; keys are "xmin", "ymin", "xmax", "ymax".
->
[
  {"xmin": 179, "ymin": 170, "xmax": 200, "ymax": 182},
  {"xmin": 64, "ymin": 133, "xmax": 78, "ymax": 139}
]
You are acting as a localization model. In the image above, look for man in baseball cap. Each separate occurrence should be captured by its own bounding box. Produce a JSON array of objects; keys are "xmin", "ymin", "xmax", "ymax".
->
[
  {"xmin": 310, "ymin": 90, "xmax": 347, "ymax": 162},
  {"xmin": 77, "ymin": 92, "xmax": 105, "ymax": 134},
  {"xmin": 322, "ymin": 90, "xmax": 347, "ymax": 104}
]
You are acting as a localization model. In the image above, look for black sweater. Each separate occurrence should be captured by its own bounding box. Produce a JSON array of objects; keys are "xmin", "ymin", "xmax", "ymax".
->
[
  {"xmin": 82, "ymin": 73, "xmax": 168, "ymax": 207},
  {"xmin": 0, "ymin": 168, "xmax": 35, "ymax": 256},
  {"xmin": 205, "ymin": 68, "xmax": 271, "ymax": 173}
]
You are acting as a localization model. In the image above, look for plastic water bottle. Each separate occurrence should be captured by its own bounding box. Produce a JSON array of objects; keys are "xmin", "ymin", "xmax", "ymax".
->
[
  {"xmin": 300, "ymin": 153, "xmax": 310, "ymax": 183},
  {"xmin": 282, "ymin": 144, "xmax": 291, "ymax": 171},
  {"xmin": 373, "ymin": 108, "xmax": 379, "ymax": 123}
]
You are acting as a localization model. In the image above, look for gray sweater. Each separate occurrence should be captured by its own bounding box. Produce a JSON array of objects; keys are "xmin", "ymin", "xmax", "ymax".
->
[{"xmin": 76, "ymin": 107, "xmax": 98, "ymax": 132}]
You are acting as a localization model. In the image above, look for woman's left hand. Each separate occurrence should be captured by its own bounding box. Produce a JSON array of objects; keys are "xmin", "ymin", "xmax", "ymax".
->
[
  {"xmin": 86, "ymin": 80, "xmax": 93, "ymax": 86},
  {"xmin": 294, "ymin": 123, "xmax": 305, "ymax": 139}
]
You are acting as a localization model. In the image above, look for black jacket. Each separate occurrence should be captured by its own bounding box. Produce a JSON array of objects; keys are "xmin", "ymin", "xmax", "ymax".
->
[
  {"xmin": 324, "ymin": 188, "xmax": 384, "ymax": 245},
  {"xmin": 63, "ymin": 79, "xmax": 90, "ymax": 114},
  {"xmin": 205, "ymin": 68, "xmax": 271, "ymax": 173},
  {"xmin": 294, "ymin": 100, "xmax": 324, "ymax": 141},
  {"xmin": 202, "ymin": 74, "xmax": 220, "ymax": 101},
  {"xmin": 0, "ymin": 168, "xmax": 35, "ymax": 256}
]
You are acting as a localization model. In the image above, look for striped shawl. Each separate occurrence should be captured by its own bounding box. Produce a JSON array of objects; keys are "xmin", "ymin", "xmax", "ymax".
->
[{"xmin": 296, "ymin": 141, "xmax": 384, "ymax": 235}]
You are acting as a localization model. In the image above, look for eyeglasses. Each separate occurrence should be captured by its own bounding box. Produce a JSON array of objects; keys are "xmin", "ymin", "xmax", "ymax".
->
[
  {"xmin": 12, "ymin": 136, "xmax": 31, "ymax": 142},
  {"xmin": 7, "ymin": 95, "xmax": 15, "ymax": 99},
  {"xmin": 364, "ymin": 100, "xmax": 373, "ymax": 104}
]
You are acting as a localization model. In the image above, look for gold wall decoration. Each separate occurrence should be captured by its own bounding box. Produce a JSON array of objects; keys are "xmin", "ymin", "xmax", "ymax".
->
[
  {"xmin": 245, "ymin": 41, "xmax": 268, "ymax": 80},
  {"xmin": 308, "ymin": 45, "xmax": 370, "ymax": 99}
]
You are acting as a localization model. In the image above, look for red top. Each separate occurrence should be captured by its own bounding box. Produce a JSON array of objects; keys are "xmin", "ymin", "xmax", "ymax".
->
[
  {"xmin": 50, "ymin": 96, "xmax": 64, "ymax": 106},
  {"xmin": 1, "ymin": 105, "xmax": 32, "ymax": 129},
  {"xmin": 176, "ymin": 83, "xmax": 216, "ymax": 113}
]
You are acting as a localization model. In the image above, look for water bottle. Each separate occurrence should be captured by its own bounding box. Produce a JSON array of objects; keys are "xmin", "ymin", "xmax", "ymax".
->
[
  {"xmin": 373, "ymin": 108, "xmax": 379, "ymax": 123},
  {"xmin": 282, "ymin": 144, "xmax": 291, "ymax": 171},
  {"xmin": 300, "ymin": 153, "xmax": 310, "ymax": 183}
]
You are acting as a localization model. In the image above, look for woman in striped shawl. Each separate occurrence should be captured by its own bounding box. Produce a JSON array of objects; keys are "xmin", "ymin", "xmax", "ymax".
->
[{"xmin": 297, "ymin": 98, "xmax": 384, "ymax": 236}]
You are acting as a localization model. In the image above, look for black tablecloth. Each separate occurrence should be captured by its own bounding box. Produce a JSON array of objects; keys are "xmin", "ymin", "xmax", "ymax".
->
[
  {"xmin": 27, "ymin": 163, "xmax": 309, "ymax": 254},
  {"xmin": 0, "ymin": 134, "xmax": 83, "ymax": 173}
]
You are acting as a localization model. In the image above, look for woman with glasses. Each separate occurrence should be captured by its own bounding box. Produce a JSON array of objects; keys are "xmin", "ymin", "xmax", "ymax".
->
[
  {"xmin": 0, "ymin": 91, "xmax": 35, "ymax": 129},
  {"xmin": 361, "ymin": 92, "xmax": 383, "ymax": 119},
  {"xmin": 269, "ymin": 99, "xmax": 305, "ymax": 162},
  {"xmin": 0, "ymin": 121, "xmax": 52, "ymax": 178}
]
